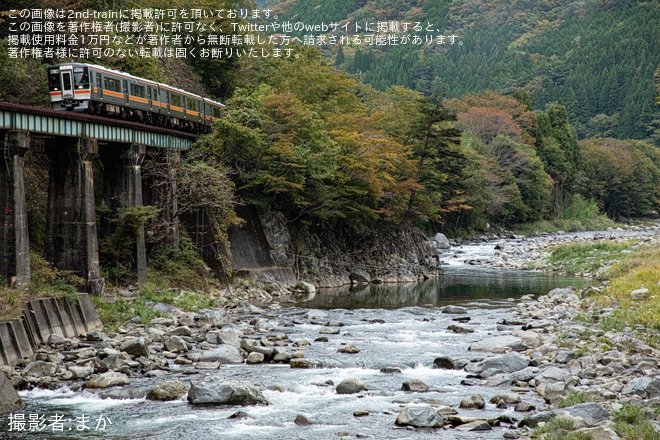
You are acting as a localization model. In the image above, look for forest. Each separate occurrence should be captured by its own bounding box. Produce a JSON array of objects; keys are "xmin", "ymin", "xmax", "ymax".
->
[
  {"xmin": 1, "ymin": 0, "xmax": 660, "ymax": 282},
  {"xmin": 275, "ymin": 0, "xmax": 660, "ymax": 143}
]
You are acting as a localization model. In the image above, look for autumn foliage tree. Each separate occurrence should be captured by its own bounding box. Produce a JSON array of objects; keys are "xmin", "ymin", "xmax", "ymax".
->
[
  {"xmin": 580, "ymin": 138, "xmax": 660, "ymax": 219},
  {"xmin": 446, "ymin": 92, "xmax": 553, "ymax": 225},
  {"xmin": 204, "ymin": 48, "xmax": 418, "ymax": 228}
]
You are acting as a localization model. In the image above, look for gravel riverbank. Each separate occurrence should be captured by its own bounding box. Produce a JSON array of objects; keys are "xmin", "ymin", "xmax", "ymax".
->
[{"xmin": 2, "ymin": 225, "xmax": 660, "ymax": 439}]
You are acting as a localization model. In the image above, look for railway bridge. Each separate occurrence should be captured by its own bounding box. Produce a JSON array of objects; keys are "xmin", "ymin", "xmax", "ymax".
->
[{"xmin": 0, "ymin": 102, "xmax": 196, "ymax": 295}]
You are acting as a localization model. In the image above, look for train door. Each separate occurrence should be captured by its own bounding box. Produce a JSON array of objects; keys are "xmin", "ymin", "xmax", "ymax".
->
[
  {"xmin": 61, "ymin": 69, "xmax": 74, "ymax": 101},
  {"xmin": 123, "ymin": 80, "xmax": 129, "ymax": 104}
]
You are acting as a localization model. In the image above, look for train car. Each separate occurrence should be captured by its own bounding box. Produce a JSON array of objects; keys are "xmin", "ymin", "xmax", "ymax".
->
[
  {"xmin": 47, "ymin": 62, "xmax": 224, "ymax": 133},
  {"xmin": 48, "ymin": 63, "xmax": 91, "ymax": 111}
]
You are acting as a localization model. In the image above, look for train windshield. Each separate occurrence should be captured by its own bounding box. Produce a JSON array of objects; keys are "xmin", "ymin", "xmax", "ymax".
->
[
  {"xmin": 48, "ymin": 69, "xmax": 60, "ymax": 91},
  {"xmin": 73, "ymin": 66, "xmax": 89, "ymax": 89}
]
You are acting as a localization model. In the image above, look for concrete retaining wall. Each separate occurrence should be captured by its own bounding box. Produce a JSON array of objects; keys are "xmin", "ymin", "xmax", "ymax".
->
[{"xmin": 0, "ymin": 293, "xmax": 102, "ymax": 367}]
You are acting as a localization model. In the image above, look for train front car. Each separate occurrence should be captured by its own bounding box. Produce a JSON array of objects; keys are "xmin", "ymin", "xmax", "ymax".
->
[{"xmin": 48, "ymin": 63, "xmax": 91, "ymax": 111}]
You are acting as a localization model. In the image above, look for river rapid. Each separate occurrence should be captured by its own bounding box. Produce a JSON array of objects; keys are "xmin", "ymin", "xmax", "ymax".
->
[{"xmin": 2, "ymin": 241, "xmax": 595, "ymax": 440}]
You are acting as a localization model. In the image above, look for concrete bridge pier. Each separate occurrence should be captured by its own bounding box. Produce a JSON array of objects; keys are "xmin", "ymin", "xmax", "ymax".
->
[
  {"xmin": 44, "ymin": 137, "xmax": 104, "ymax": 295},
  {"xmin": 100, "ymin": 143, "xmax": 147, "ymax": 285},
  {"xmin": 143, "ymin": 149, "xmax": 180, "ymax": 248},
  {"xmin": 0, "ymin": 131, "xmax": 30, "ymax": 288}
]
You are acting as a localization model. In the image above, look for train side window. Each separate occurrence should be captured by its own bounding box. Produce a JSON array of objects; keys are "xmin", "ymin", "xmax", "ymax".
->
[
  {"xmin": 123, "ymin": 80, "xmax": 128, "ymax": 94},
  {"xmin": 153, "ymin": 88, "xmax": 158, "ymax": 101},
  {"xmin": 95, "ymin": 73, "xmax": 101, "ymax": 89},
  {"xmin": 147, "ymin": 87, "xmax": 151, "ymax": 100},
  {"xmin": 212, "ymin": 107, "xmax": 222, "ymax": 118},
  {"xmin": 130, "ymin": 83, "xmax": 146, "ymax": 98},
  {"xmin": 186, "ymin": 98, "xmax": 198, "ymax": 112},
  {"xmin": 171, "ymin": 93, "xmax": 182, "ymax": 108},
  {"xmin": 103, "ymin": 77, "xmax": 121, "ymax": 92}
]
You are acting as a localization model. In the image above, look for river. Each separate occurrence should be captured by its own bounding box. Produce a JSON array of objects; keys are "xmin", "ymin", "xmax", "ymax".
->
[{"xmin": 1, "ymin": 244, "xmax": 592, "ymax": 439}]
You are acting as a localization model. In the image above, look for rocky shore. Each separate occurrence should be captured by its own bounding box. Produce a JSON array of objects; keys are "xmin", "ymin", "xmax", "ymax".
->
[
  {"xmin": 2, "ymin": 225, "xmax": 659, "ymax": 438},
  {"xmin": 3, "ymin": 278, "xmax": 659, "ymax": 438},
  {"xmin": 435, "ymin": 224, "xmax": 660, "ymax": 276}
]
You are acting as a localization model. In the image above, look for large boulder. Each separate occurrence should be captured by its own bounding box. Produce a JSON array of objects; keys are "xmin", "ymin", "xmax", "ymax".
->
[
  {"xmin": 0, "ymin": 372, "xmax": 24, "ymax": 415},
  {"xmin": 395, "ymin": 405, "xmax": 445, "ymax": 428},
  {"xmin": 187, "ymin": 377, "xmax": 268, "ymax": 405}
]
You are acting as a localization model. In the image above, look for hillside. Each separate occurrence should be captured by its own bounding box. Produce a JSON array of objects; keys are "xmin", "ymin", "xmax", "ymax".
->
[{"xmin": 268, "ymin": 0, "xmax": 660, "ymax": 144}]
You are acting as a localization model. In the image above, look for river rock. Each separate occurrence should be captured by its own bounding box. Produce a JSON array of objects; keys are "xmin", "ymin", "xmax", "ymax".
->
[
  {"xmin": 455, "ymin": 420, "xmax": 492, "ymax": 431},
  {"xmin": 146, "ymin": 380, "xmax": 187, "ymax": 401},
  {"xmin": 338, "ymin": 343, "xmax": 360, "ymax": 354},
  {"xmin": 555, "ymin": 349, "xmax": 575, "ymax": 364},
  {"xmin": 168, "ymin": 326, "xmax": 192, "ymax": 337},
  {"xmin": 164, "ymin": 336, "xmax": 189, "ymax": 353},
  {"xmin": 350, "ymin": 269, "xmax": 371, "ymax": 284},
  {"xmin": 68, "ymin": 365, "xmax": 94, "ymax": 379},
  {"xmin": 539, "ymin": 382, "xmax": 567, "ymax": 403},
  {"xmin": 535, "ymin": 366, "xmax": 570, "ymax": 384},
  {"xmin": 290, "ymin": 358, "xmax": 322, "ymax": 368},
  {"xmin": 430, "ymin": 233, "xmax": 451, "ymax": 250},
  {"xmin": 465, "ymin": 352, "xmax": 529, "ymax": 376},
  {"xmin": 198, "ymin": 345, "xmax": 243, "ymax": 364},
  {"xmin": 395, "ymin": 405, "xmax": 445, "ymax": 428},
  {"xmin": 47, "ymin": 334, "xmax": 72, "ymax": 345},
  {"xmin": 273, "ymin": 350, "xmax": 292, "ymax": 363},
  {"xmin": 401, "ymin": 380, "xmax": 429, "ymax": 392},
  {"xmin": 630, "ymin": 288, "xmax": 649, "ymax": 300},
  {"xmin": 187, "ymin": 377, "xmax": 268, "ymax": 405},
  {"xmin": 294, "ymin": 414, "xmax": 315, "ymax": 425},
  {"xmin": 433, "ymin": 356, "xmax": 457, "ymax": 370},
  {"xmin": 519, "ymin": 402, "xmax": 610, "ymax": 428},
  {"xmin": 336, "ymin": 378, "xmax": 367, "ymax": 394},
  {"xmin": 228, "ymin": 411, "xmax": 250, "ymax": 419},
  {"xmin": 621, "ymin": 376, "xmax": 660, "ymax": 398},
  {"xmin": 448, "ymin": 324, "xmax": 474, "ymax": 334},
  {"xmin": 469, "ymin": 336, "xmax": 526, "ymax": 353},
  {"xmin": 85, "ymin": 372, "xmax": 130, "ymax": 389},
  {"xmin": 0, "ymin": 372, "xmax": 24, "ymax": 415},
  {"xmin": 514, "ymin": 402, "xmax": 536, "ymax": 412},
  {"xmin": 216, "ymin": 326, "xmax": 242, "ymax": 348},
  {"xmin": 120, "ymin": 337, "xmax": 150, "ymax": 357},
  {"xmin": 436, "ymin": 406, "xmax": 458, "ymax": 416},
  {"xmin": 24, "ymin": 361, "xmax": 57, "ymax": 378},
  {"xmin": 459, "ymin": 394, "xmax": 485, "ymax": 409},
  {"xmin": 490, "ymin": 393, "xmax": 522, "ymax": 405},
  {"xmin": 319, "ymin": 327, "xmax": 340, "ymax": 335},
  {"xmin": 85, "ymin": 330, "xmax": 108, "ymax": 342},
  {"xmin": 101, "ymin": 353, "xmax": 131, "ymax": 372},
  {"xmin": 443, "ymin": 306, "xmax": 468, "ymax": 314},
  {"xmin": 246, "ymin": 352, "xmax": 265, "ymax": 364}
]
